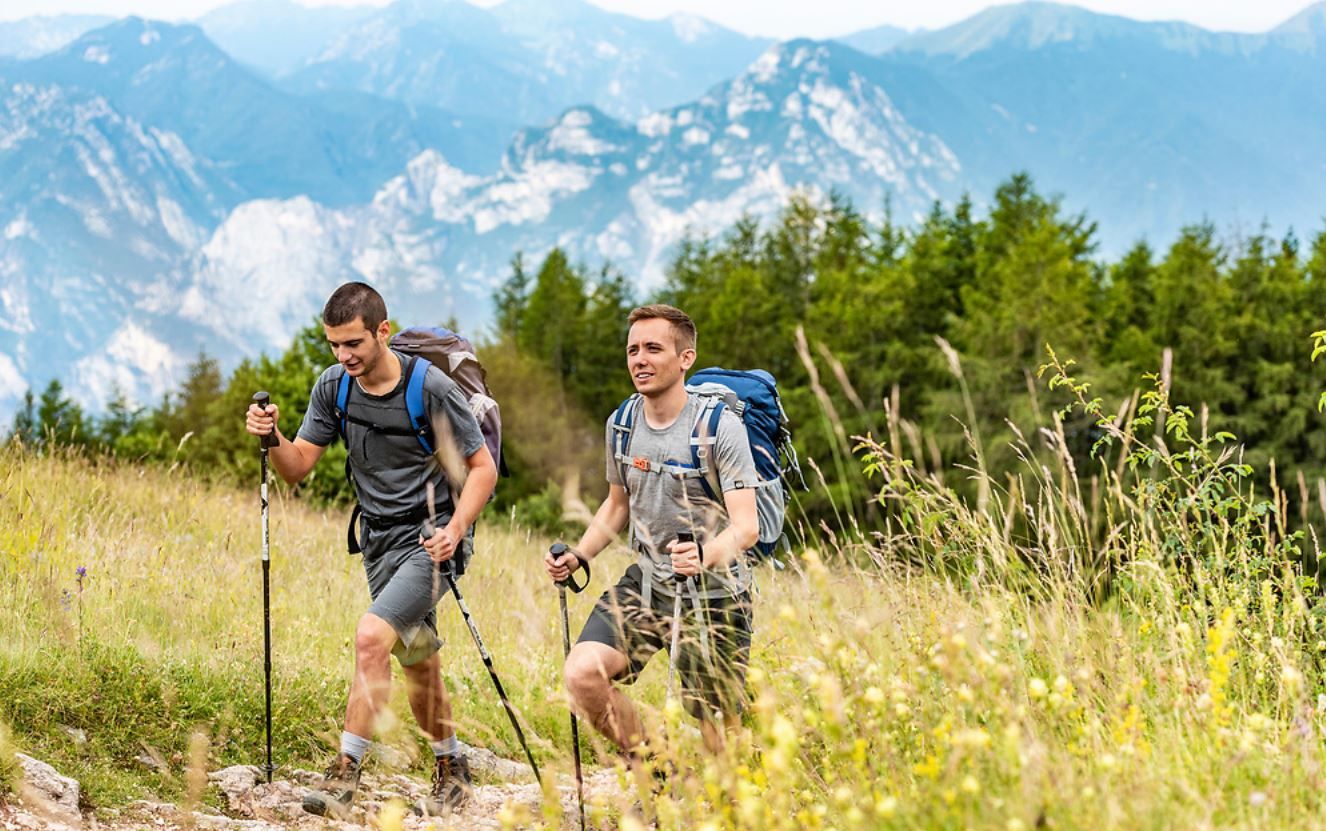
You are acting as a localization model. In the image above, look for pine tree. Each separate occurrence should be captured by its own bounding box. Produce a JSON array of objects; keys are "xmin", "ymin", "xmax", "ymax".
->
[
  {"xmin": 495, "ymin": 252, "xmax": 530, "ymax": 340},
  {"xmin": 518, "ymin": 248, "xmax": 587, "ymax": 381},
  {"xmin": 36, "ymin": 380, "xmax": 87, "ymax": 448},
  {"xmin": 9, "ymin": 389, "xmax": 36, "ymax": 445}
]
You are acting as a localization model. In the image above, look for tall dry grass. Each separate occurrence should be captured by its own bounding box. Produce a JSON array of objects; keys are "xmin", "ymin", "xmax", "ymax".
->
[{"xmin": 2, "ymin": 334, "xmax": 1326, "ymax": 829}]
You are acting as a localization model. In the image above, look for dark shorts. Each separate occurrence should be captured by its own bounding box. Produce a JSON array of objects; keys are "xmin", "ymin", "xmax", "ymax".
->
[
  {"xmin": 577, "ymin": 563, "xmax": 753, "ymax": 721},
  {"xmin": 360, "ymin": 519, "xmax": 473, "ymax": 667}
]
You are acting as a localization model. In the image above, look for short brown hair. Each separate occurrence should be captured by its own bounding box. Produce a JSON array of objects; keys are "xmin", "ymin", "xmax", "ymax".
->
[
  {"xmin": 627, "ymin": 304, "xmax": 696, "ymax": 354},
  {"xmin": 323, "ymin": 282, "xmax": 387, "ymax": 331}
]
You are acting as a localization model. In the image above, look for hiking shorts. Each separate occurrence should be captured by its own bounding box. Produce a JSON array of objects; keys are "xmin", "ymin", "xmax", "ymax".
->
[
  {"xmin": 577, "ymin": 563, "xmax": 753, "ymax": 721},
  {"xmin": 360, "ymin": 519, "xmax": 473, "ymax": 667}
]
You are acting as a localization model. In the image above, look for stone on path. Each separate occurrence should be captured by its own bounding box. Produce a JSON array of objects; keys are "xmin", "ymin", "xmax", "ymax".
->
[
  {"xmin": 15, "ymin": 754, "xmax": 80, "ymax": 826},
  {"xmin": 7, "ymin": 746, "xmax": 630, "ymax": 831}
]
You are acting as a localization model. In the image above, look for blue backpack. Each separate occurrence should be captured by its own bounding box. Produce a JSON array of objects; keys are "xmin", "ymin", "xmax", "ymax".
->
[{"xmin": 610, "ymin": 367, "xmax": 804, "ymax": 563}]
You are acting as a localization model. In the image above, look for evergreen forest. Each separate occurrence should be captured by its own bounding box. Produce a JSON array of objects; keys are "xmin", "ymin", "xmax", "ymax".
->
[{"xmin": 12, "ymin": 174, "xmax": 1326, "ymax": 544}]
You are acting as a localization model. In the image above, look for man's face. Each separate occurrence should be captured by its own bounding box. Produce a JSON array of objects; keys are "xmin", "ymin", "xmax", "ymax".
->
[
  {"xmin": 325, "ymin": 317, "xmax": 390, "ymax": 378},
  {"xmin": 626, "ymin": 317, "xmax": 694, "ymax": 396}
]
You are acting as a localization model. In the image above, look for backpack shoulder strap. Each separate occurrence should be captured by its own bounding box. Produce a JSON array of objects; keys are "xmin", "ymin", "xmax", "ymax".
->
[
  {"xmin": 403, "ymin": 355, "xmax": 435, "ymax": 455},
  {"xmin": 610, "ymin": 393, "xmax": 640, "ymax": 488},
  {"xmin": 691, "ymin": 395, "xmax": 725, "ymax": 503},
  {"xmin": 334, "ymin": 369, "xmax": 352, "ymax": 443},
  {"xmin": 335, "ymin": 357, "xmax": 436, "ymax": 455}
]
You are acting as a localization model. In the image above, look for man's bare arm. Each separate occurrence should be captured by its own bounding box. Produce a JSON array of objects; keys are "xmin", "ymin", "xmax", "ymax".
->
[
  {"xmin": 244, "ymin": 402, "xmax": 328, "ymax": 485},
  {"xmin": 703, "ymin": 487, "xmax": 759, "ymax": 569},
  {"xmin": 546, "ymin": 484, "xmax": 630, "ymax": 582}
]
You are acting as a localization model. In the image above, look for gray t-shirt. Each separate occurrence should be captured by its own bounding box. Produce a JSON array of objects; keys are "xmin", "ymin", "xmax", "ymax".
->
[
  {"xmin": 299, "ymin": 351, "xmax": 485, "ymax": 518},
  {"xmin": 606, "ymin": 393, "xmax": 758, "ymax": 597}
]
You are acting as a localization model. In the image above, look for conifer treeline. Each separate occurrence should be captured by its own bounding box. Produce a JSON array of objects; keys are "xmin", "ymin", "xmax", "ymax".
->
[
  {"xmin": 492, "ymin": 175, "xmax": 1326, "ymax": 524},
  {"xmin": 12, "ymin": 174, "xmax": 1326, "ymax": 528}
]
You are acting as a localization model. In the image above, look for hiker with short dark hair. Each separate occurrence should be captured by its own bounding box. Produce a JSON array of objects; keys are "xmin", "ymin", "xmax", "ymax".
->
[
  {"xmin": 244, "ymin": 281, "xmax": 497, "ymax": 818},
  {"xmin": 545, "ymin": 303, "xmax": 760, "ymax": 762}
]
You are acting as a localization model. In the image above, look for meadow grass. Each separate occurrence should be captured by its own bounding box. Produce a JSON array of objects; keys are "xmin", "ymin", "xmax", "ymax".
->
[{"xmin": 2, "ymin": 390, "xmax": 1325, "ymax": 831}]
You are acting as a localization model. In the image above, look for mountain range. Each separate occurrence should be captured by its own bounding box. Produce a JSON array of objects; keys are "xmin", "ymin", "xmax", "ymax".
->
[{"xmin": 0, "ymin": 0, "xmax": 1322, "ymax": 421}]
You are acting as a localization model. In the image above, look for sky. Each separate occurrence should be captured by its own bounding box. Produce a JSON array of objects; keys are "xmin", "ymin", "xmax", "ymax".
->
[{"xmin": 0, "ymin": 0, "xmax": 1314, "ymax": 38}]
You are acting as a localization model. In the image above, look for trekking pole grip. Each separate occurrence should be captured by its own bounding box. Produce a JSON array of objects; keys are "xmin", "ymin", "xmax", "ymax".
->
[
  {"xmin": 550, "ymin": 542, "xmax": 590, "ymax": 593},
  {"xmin": 252, "ymin": 392, "xmax": 278, "ymax": 449},
  {"xmin": 675, "ymin": 531, "xmax": 694, "ymax": 585}
]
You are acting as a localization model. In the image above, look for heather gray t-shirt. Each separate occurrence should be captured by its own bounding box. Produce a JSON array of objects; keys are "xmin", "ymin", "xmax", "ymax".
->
[
  {"xmin": 299, "ymin": 351, "xmax": 485, "ymax": 518},
  {"xmin": 606, "ymin": 393, "xmax": 758, "ymax": 598}
]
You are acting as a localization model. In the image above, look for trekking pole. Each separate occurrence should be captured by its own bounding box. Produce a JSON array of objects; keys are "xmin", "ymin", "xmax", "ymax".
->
[
  {"xmin": 550, "ymin": 542, "xmax": 590, "ymax": 831},
  {"xmin": 252, "ymin": 391, "xmax": 278, "ymax": 784},
  {"xmin": 423, "ymin": 518, "xmax": 543, "ymax": 785},
  {"xmin": 667, "ymin": 532, "xmax": 694, "ymax": 703}
]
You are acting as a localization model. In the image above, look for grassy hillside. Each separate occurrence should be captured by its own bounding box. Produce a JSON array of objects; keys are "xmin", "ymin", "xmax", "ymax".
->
[{"xmin": 2, "ymin": 411, "xmax": 1325, "ymax": 829}]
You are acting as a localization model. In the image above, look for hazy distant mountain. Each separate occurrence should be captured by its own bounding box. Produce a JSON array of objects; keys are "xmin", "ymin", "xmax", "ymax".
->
[
  {"xmin": 196, "ymin": 0, "xmax": 376, "ymax": 76},
  {"xmin": 285, "ymin": 0, "xmax": 771, "ymax": 123},
  {"xmin": 0, "ymin": 17, "xmax": 515, "ymax": 413},
  {"xmin": 890, "ymin": 2, "xmax": 1265, "ymax": 58},
  {"xmin": 284, "ymin": 0, "xmax": 544, "ymax": 123},
  {"xmin": 176, "ymin": 39, "xmax": 962, "ymax": 363},
  {"xmin": 880, "ymin": 1, "xmax": 1326, "ymax": 246},
  {"xmin": 11, "ymin": 18, "xmax": 508, "ymax": 204},
  {"xmin": 2, "ymin": 1, "xmax": 1324, "ymax": 420},
  {"xmin": 0, "ymin": 14, "xmax": 111, "ymax": 59},
  {"xmin": 484, "ymin": 0, "xmax": 772, "ymax": 118},
  {"xmin": 0, "ymin": 73, "xmax": 230, "ymax": 415},
  {"xmin": 834, "ymin": 23, "xmax": 911, "ymax": 54},
  {"xmin": 1271, "ymin": 1, "xmax": 1326, "ymax": 51},
  {"xmin": 0, "ymin": 36, "xmax": 963, "ymax": 414}
]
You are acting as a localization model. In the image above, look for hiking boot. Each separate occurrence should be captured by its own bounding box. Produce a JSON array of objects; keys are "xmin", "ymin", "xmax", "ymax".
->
[
  {"xmin": 624, "ymin": 799, "xmax": 656, "ymax": 828},
  {"xmin": 621, "ymin": 760, "xmax": 670, "ymax": 827},
  {"xmin": 416, "ymin": 752, "xmax": 472, "ymax": 815},
  {"xmin": 301, "ymin": 752, "xmax": 361, "ymax": 818}
]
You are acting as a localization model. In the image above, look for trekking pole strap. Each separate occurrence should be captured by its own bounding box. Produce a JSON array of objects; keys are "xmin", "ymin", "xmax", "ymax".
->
[{"xmin": 550, "ymin": 542, "xmax": 591, "ymax": 593}]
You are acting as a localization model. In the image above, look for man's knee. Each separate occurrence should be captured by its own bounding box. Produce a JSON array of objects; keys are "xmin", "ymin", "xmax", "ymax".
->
[
  {"xmin": 401, "ymin": 653, "xmax": 440, "ymax": 685},
  {"xmin": 564, "ymin": 644, "xmax": 621, "ymax": 705},
  {"xmin": 354, "ymin": 614, "xmax": 397, "ymax": 662}
]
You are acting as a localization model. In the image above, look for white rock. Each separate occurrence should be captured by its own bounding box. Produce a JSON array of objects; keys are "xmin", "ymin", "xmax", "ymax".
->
[
  {"xmin": 207, "ymin": 765, "xmax": 261, "ymax": 803},
  {"xmin": 15, "ymin": 753, "xmax": 80, "ymax": 823},
  {"xmin": 461, "ymin": 742, "xmax": 536, "ymax": 783}
]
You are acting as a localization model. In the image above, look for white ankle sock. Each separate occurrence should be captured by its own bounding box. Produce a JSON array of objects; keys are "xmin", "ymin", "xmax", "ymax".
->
[
  {"xmin": 340, "ymin": 731, "xmax": 372, "ymax": 763},
  {"xmin": 431, "ymin": 735, "xmax": 460, "ymax": 758}
]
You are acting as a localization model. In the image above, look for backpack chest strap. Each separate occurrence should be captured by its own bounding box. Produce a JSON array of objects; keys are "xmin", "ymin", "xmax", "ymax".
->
[
  {"xmin": 612, "ymin": 395, "xmax": 725, "ymax": 488},
  {"xmin": 333, "ymin": 356, "xmax": 435, "ymax": 455}
]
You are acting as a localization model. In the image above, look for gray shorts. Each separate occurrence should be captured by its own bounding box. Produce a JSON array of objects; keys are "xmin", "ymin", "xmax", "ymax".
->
[
  {"xmin": 577, "ymin": 564, "xmax": 753, "ymax": 720},
  {"xmin": 360, "ymin": 519, "xmax": 473, "ymax": 666}
]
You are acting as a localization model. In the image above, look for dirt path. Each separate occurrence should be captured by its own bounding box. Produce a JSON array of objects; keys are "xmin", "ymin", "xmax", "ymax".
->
[{"xmin": 5, "ymin": 748, "xmax": 631, "ymax": 831}]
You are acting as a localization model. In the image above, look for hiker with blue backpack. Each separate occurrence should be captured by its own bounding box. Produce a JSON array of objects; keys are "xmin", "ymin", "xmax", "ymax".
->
[
  {"xmin": 243, "ymin": 282, "xmax": 497, "ymax": 818},
  {"xmin": 546, "ymin": 303, "xmax": 800, "ymax": 763}
]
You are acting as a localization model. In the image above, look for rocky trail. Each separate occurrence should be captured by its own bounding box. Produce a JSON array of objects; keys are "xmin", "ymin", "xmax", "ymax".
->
[{"xmin": 4, "ymin": 748, "xmax": 630, "ymax": 830}]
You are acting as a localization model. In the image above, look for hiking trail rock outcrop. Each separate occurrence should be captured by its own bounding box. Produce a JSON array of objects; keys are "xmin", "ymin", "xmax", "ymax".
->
[{"xmin": 4, "ymin": 750, "xmax": 628, "ymax": 831}]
